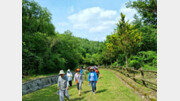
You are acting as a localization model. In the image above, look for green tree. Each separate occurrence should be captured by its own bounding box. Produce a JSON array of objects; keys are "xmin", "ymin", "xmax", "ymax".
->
[
  {"xmin": 22, "ymin": 0, "xmax": 55, "ymax": 35},
  {"xmin": 127, "ymin": 0, "xmax": 157, "ymax": 26},
  {"xmin": 115, "ymin": 13, "xmax": 142, "ymax": 68}
]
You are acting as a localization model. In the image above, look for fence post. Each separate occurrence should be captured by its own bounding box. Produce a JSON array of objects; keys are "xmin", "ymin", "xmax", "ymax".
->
[
  {"xmin": 132, "ymin": 67, "xmax": 136, "ymax": 81},
  {"xmin": 122, "ymin": 67, "xmax": 125, "ymax": 75},
  {"xmin": 126, "ymin": 68, "xmax": 130, "ymax": 77},
  {"xmin": 140, "ymin": 67, "xmax": 147, "ymax": 87}
]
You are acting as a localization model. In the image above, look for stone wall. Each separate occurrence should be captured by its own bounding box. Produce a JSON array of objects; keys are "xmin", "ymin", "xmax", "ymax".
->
[
  {"xmin": 22, "ymin": 75, "xmax": 58, "ymax": 95},
  {"xmin": 22, "ymin": 72, "xmax": 75, "ymax": 95}
]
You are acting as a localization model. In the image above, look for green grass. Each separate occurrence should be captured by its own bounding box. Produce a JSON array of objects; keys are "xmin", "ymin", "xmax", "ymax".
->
[
  {"xmin": 110, "ymin": 69, "xmax": 157, "ymax": 100},
  {"xmin": 142, "ymin": 64, "xmax": 157, "ymax": 71},
  {"xmin": 22, "ymin": 69, "xmax": 143, "ymax": 101}
]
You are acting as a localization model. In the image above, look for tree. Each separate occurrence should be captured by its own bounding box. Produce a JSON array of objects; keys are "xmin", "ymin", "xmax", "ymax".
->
[
  {"xmin": 127, "ymin": 0, "xmax": 157, "ymax": 27},
  {"xmin": 22, "ymin": 0, "xmax": 55, "ymax": 35},
  {"xmin": 115, "ymin": 13, "xmax": 142, "ymax": 68},
  {"xmin": 132, "ymin": 14, "xmax": 157, "ymax": 52}
]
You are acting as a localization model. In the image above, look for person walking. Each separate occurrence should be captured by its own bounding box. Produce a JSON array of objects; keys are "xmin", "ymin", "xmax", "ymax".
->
[
  {"xmin": 80, "ymin": 66, "xmax": 83, "ymax": 75},
  {"xmin": 95, "ymin": 69, "xmax": 100, "ymax": 79},
  {"xmin": 94, "ymin": 65, "xmax": 98, "ymax": 70},
  {"xmin": 57, "ymin": 70, "xmax": 69, "ymax": 101},
  {"xmin": 83, "ymin": 66, "xmax": 87, "ymax": 80},
  {"xmin": 80, "ymin": 66, "xmax": 84, "ymax": 83},
  {"xmin": 66, "ymin": 69, "xmax": 73, "ymax": 86},
  {"xmin": 73, "ymin": 68, "xmax": 83, "ymax": 96},
  {"xmin": 87, "ymin": 66, "xmax": 91, "ymax": 71},
  {"xmin": 88, "ymin": 67, "xmax": 98, "ymax": 95}
]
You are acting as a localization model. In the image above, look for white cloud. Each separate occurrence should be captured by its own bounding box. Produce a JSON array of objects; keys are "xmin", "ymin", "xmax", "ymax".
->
[
  {"xmin": 119, "ymin": 4, "xmax": 138, "ymax": 22},
  {"xmin": 68, "ymin": 7, "xmax": 118, "ymax": 33},
  {"xmin": 100, "ymin": 10, "xmax": 117, "ymax": 19},
  {"xmin": 58, "ymin": 5, "xmax": 138, "ymax": 41},
  {"xmin": 89, "ymin": 26, "xmax": 108, "ymax": 32}
]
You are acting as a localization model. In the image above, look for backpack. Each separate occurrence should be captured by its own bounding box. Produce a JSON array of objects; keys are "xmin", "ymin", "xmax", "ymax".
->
[{"xmin": 95, "ymin": 70, "xmax": 99, "ymax": 74}]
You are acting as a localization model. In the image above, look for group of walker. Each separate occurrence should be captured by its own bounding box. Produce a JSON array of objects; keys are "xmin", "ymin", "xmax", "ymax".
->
[{"xmin": 57, "ymin": 66, "xmax": 100, "ymax": 101}]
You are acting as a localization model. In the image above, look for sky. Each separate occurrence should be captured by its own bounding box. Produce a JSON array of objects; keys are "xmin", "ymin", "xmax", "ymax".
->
[{"xmin": 35, "ymin": 0, "xmax": 137, "ymax": 41}]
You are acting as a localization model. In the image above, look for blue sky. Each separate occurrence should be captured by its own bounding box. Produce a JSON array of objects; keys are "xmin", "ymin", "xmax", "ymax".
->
[{"xmin": 35, "ymin": 0, "xmax": 137, "ymax": 41}]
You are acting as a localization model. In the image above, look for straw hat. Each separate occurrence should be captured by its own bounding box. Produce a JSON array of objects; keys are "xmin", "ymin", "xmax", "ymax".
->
[
  {"xmin": 90, "ymin": 67, "xmax": 94, "ymax": 70},
  {"xmin": 59, "ymin": 70, "xmax": 65, "ymax": 75}
]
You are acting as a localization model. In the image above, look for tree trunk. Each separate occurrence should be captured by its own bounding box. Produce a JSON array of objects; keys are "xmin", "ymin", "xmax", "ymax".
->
[
  {"xmin": 125, "ymin": 54, "xmax": 128, "ymax": 68},
  {"xmin": 116, "ymin": 58, "xmax": 118, "ymax": 66}
]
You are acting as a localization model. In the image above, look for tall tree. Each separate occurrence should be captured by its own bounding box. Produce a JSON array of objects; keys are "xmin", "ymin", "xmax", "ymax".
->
[{"xmin": 115, "ymin": 13, "xmax": 142, "ymax": 68}]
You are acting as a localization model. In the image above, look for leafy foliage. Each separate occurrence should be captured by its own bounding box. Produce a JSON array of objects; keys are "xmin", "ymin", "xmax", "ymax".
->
[
  {"xmin": 127, "ymin": 0, "xmax": 157, "ymax": 26},
  {"xmin": 128, "ymin": 51, "xmax": 157, "ymax": 70},
  {"xmin": 105, "ymin": 13, "xmax": 142, "ymax": 68},
  {"xmin": 22, "ymin": 0, "xmax": 157, "ymax": 76}
]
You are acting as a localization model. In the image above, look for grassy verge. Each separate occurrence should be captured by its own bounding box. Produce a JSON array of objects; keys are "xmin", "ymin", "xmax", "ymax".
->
[
  {"xmin": 142, "ymin": 64, "xmax": 157, "ymax": 71},
  {"xmin": 108, "ymin": 69, "xmax": 157, "ymax": 101},
  {"xmin": 23, "ymin": 69, "xmax": 143, "ymax": 101}
]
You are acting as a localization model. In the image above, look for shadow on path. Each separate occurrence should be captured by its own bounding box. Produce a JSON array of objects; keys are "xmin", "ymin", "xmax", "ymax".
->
[
  {"xmin": 71, "ymin": 97, "xmax": 84, "ymax": 101},
  {"xmin": 96, "ymin": 89, "xmax": 107, "ymax": 94},
  {"xmin": 82, "ymin": 90, "xmax": 91, "ymax": 94}
]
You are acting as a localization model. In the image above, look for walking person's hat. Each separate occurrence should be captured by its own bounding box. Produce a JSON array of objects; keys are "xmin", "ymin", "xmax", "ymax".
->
[
  {"xmin": 90, "ymin": 67, "xmax": 94, "ymax": 70},
  {"xmin": 67, "ymin": 69, "xmax": 70, "ymax": 72},
  {"xmin": 75, "ymin": 68, "xmax": 80, "ymax": 72},
  {"xmin": 59, "ymin": 70, "xmax": 65, "ymax": 75}
]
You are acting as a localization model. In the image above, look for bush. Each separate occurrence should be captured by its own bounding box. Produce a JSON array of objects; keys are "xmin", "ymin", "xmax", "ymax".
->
[
  {"xmin": 129, "ymin": 60, "xmax": 141, "ymax": 69},
  {"xmin": 112, "ymin": 61, "xmax": 118, "ymax": 66},
  {"xmin": 137, "ymin": 51, "xmax": 157, "ymax": 66},
  {"xmin": 117, "ymin": 54, "xmax": 125, "ymax": 66},
  {"xmin": 22, "ymin": 48, "xmax": 43, "ymax": 75},
  {"xmin": 127, "ymin": 51, "xmax": 157, "ymax": 70}
]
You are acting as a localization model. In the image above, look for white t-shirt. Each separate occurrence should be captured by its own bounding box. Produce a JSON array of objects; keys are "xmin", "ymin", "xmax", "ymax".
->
[
  {"xmin": 90, "ymin": 73, "xmax": 95, "ymax": 81},
  {"xmin": 67, "ymin": 72, "xmax": 73, "ymax": 81}
]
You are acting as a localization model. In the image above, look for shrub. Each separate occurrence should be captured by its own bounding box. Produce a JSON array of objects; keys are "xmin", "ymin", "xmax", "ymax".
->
[
  {"xmin": 22, "ymin": 48, "xmax": 43, "ymax": 75},
  {"xmin": 129, "ymin": 60, "xmax": 141, "ymax": 69},
  {"xmin": 137, "ymin": 51, "xmax": 157, "ymax": 66}
]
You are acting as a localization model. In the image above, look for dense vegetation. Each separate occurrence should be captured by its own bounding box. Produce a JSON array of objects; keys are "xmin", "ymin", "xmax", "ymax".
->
[
  {"xmin": 22, "ymin": 0, "xmax": 157, "ymax": 76},
  {"xmin": 100, "ymin": 0, "xmax": 157, "ymax": 70}
]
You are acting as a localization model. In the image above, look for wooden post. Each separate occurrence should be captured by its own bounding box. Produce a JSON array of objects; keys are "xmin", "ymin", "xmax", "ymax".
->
[
  {"xmin": 122, "ymin": 67, "xmax": 125, "ymax": 75},
  {"xmin": 119, "ymin": 66, "xmax": 122, "ymax": 72},
  {"xmin": 132, "ymin": 67, "xmax": 136, "ymax": 81},
  {"xmin": 140, "ymin": 68, "xmax": 147, "ymax": 87},
  {"xmin": 126, "ymin": 68, "xmax": 130, "ymax": 77}
]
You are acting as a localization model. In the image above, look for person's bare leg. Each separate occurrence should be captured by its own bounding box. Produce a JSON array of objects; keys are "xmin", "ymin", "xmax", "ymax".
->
[{"xmin": 79, "ymin": 90, "xmax": 81, "ymax": 96}]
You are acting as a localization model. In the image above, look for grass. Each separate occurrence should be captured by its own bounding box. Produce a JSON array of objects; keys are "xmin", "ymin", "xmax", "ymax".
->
[
  {"xmin": 22, "ymin": 69, "xmax": 143, "ymax": 101},
  {"xmin": 142, "ymin": 64, "xmax": 157, "ymax": 71},
  {"xmin": 109, "ymin": 69, "xmax": 157, "ymax": 100}
]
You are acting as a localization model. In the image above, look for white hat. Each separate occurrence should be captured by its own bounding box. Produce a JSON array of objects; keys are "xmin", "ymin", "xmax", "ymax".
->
[
  {"xmin": 67, "ymin": 69, "xmax": 70, "ymax": 72},
  {"xmin": 90, "ymin": 67, "xmax": 94, "ymax": 70},
  {"xmin": 59, "ymin": 70, "xmax": 65, "ymax": 74}
]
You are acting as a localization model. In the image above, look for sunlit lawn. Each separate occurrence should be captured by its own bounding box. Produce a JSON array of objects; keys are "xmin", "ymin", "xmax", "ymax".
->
[{"xmin": 22, "ymin": 69, "xmax": 143, "ymax": 101}]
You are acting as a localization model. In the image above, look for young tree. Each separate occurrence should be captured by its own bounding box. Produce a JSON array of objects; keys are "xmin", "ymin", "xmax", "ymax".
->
[{"xmin": 116, "ymin": 13, "xmax": 142, "ymax": 68}]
